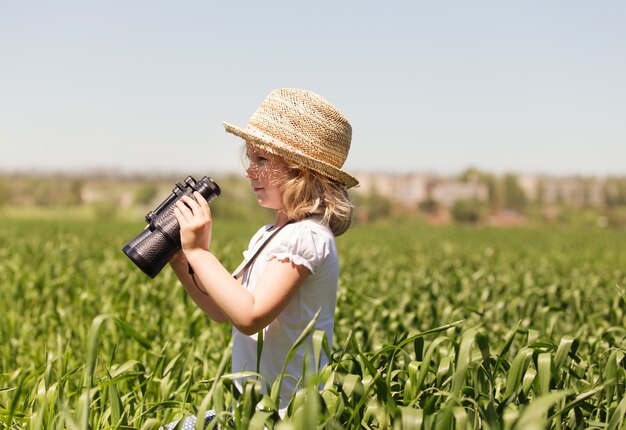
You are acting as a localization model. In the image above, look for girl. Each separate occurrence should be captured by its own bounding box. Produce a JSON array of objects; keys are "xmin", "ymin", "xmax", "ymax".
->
[{"xmin": 165, "ymin": 88, "xmax": 358, "ymax": 428}]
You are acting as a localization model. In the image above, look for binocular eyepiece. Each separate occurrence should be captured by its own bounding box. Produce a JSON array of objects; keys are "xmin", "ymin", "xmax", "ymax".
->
[{"xmin": 122, "ymin": 175, "xmax": 221, "ymax": 278}]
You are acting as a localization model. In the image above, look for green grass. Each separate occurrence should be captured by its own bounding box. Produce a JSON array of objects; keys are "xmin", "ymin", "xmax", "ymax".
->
[{"xmin": 1, "ymin": 214, "xmax": 625, "ymax": 429}]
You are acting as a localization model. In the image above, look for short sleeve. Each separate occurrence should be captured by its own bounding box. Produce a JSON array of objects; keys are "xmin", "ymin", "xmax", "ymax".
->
[{"xmin": 266, "ymin": 222, "xmax": 332, "ymax": 274}]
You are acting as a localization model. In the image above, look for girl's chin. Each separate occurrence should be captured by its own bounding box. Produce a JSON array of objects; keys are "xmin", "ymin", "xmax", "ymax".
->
[{"xmin": 257, "ymin": 200, "xmax": 282, "ymax": 211}]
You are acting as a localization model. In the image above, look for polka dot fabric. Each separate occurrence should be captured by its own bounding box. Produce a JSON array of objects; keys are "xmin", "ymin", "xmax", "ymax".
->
[{"xmin": 160, "ymin": 410, "xmax": 216, "ymax": 430}]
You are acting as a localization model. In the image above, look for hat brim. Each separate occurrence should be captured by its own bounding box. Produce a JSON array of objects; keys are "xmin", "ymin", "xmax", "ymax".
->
[{"xmin": 223, "ymin": 122, "xmax": 359, "ymax": 188}]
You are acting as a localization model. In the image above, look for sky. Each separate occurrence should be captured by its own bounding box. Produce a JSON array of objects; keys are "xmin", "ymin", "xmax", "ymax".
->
[{"xmin": 1, "ymin": 1, "xmax": 625, "ymax": 178}]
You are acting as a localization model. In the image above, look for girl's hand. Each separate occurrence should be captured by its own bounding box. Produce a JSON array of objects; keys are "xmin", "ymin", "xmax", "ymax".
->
[{"xmin": 173, "ymin": 191, "xmax": 213, "ymax": 254}]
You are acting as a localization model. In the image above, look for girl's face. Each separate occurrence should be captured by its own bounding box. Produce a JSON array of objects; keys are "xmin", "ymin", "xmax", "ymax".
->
[{"xmin": 245, "ymin": 145, "xmax": 286, "ymax": 211}]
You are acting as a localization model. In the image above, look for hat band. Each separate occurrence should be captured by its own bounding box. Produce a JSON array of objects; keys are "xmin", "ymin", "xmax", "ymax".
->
[{"xmin": 244, "ymin": 124, "xmax": 310, "ymax": 159}]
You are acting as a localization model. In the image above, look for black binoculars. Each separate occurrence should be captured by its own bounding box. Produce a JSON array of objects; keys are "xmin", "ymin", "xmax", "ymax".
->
[{"xmin": 122, "ymin": 175, "xmax": 221, "ymax": 278}]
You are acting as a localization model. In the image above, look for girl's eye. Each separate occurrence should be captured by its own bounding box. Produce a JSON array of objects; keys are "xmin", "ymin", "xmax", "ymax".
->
[{"xmin": 246, "ymin": 152, "xmax": 267, "ymax": 162}]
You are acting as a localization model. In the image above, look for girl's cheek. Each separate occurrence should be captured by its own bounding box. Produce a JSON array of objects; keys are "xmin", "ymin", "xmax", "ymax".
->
[{"xmin": 259, "ymin": 166, "xmax": 273, "ymax": 179}]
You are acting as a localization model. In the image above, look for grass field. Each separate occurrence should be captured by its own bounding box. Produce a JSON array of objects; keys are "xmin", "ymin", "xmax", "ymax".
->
[{"xmin": 1, "ymin": 214, "xmax": 625, "ymax": 429}]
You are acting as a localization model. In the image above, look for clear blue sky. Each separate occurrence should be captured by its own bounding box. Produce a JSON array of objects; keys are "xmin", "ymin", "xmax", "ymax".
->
[{"xmin": 1, "ymin": 1, "xmax": 625, "ymax": 177}]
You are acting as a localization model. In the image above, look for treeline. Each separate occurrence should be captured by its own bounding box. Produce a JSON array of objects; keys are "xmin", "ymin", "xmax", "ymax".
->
[
  {"xmin": 354, "ymin": 168, "xmax": 626, "ymax": 228},
  {"xmin": 1, "ymin": 172, "xmax": 626, "ymax": 228},
  {"xmin": 0, "ymin": 173, "xmax": 273, "ymax": 223}
]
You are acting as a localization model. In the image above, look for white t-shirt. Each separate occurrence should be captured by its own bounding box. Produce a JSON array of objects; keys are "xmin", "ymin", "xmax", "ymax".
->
[{"xmin": 231, "ymin": 217, "xmax": 338, "ymax": 410}]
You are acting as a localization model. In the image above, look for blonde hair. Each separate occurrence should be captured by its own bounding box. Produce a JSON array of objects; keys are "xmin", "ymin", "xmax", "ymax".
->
[{"xmin": 279, "ymin": 160, "xmax": 354, "ymax": 236}]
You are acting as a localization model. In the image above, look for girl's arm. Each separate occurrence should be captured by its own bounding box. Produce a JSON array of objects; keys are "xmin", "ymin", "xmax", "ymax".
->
[
  {"xmin": 173, "ymin": 193, "xmax": 310, "ymax": 335},
  {"xmin": 183, "ymin": 249, "xmax": 309, "ymax": 335},
  {"xmin": 169, "ymin": 251, "xmax": 229, "ymax": 323}
]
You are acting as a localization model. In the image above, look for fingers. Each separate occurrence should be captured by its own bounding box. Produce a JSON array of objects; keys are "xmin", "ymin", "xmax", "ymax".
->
[
  {"xmin": 174, "ymin": 193, "xmax": 213, "ymax": 253},
  {"xmin": 176, "ymin": 195, "xmax": 198, "ymax": 216},
  {"xmin": 173, "ymin": 205, "xmax": 187, "ymax": 225},
  {"xmin": 176, "ymin": 194, "xmax": 210, "ymax": 219},
  {"xmin": 174, "ymin": 198, "xmax": 193, "ymax": 223},
  {"xmin": 175, "ymin": 194, "xmax": 212, "ymax": 228},
  {"xmin": 193, "ymin": 191, "xmax": 211, "ymax": 220}
]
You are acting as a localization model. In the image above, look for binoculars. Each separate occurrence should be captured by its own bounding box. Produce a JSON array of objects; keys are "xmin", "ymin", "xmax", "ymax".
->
[{"xmin": 122, "ymin": 175, "xmax": 221, "ymax": 278}]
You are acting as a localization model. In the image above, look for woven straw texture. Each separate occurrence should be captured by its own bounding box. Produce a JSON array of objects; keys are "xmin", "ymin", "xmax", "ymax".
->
[{"xmin": 223, "ymin": 88, "xmax": 358, "ymax": 188}]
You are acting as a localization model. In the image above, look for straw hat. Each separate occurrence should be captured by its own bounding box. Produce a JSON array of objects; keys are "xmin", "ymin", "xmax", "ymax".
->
[{"xmin": 223, "ymin": 88, "xmax": 358, "ymax": 188}]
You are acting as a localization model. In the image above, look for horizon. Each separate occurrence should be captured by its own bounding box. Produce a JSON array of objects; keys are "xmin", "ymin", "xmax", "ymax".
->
[{"xmin": 1, "ymin": 165, "xmax": 623, "ymax": 181}]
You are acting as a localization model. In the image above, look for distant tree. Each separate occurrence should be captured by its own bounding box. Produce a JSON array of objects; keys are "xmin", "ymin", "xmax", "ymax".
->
[
  {"xmin": 353, "ymin": 186, "xmax": 392, "ymax": 222},
  {"xmin": 0, "ymin": 176, "xmax": 8, "ymax": 207},
  {"xmin": 460, "ymin": 167, "xmax": 499, "ymax": 210},
  {"xmin": 418, "ymin": 197, "xmax": 441, "ymax": 215},
  {"xmin": 604, "ymin": 177, "xmax": 626, "ymax": 207},
  {"xmin": 580, "ymin": 178, "xmax": 601, "ymax": 208},
  {"xmin": 135, "ymin": 183, "xmax": 159, "ymax": 206},
  {"xmin": 451, "ymin": 199, "xmax": 487, "ymax": 224},
  {"xmin": 368, "ymin": 188, "xmax": 392, "ymax": 221},
  {"xmin": 92, "ymin": 200, "xmax": 118, "ymax": 220},
  {"xmin": 33, "ymin": 179, "xmax": 54, "ymax": 206},
  {"xmin": 64, "ymin": 178, "xmax": 83, "ymax": 205},
  {"xmin": 501, "ymin": 174, "xmax": 527, "ymax": 212}
]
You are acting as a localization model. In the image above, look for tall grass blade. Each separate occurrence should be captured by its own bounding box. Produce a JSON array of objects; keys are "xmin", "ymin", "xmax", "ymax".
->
[{"xmin": 513, "ymin": 390, "xmax": 569, "ymax": 430}]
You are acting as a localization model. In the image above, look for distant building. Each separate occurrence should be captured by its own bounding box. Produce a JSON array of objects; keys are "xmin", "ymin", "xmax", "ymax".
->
[
  {"xmin": 356, "ymin": 172, "xmax": 428, "ymax": 206},
  {"xmin": 355, "ymin": 171, "xmax": 608, "ymax": 210},
  {"xmin": 430, "ymin": 181, "xmax": 489, "ymax": 208},
  {"xmin": 518, "ymin": 175, "xmax": 540, "ymax": 201},
  {"xmin": 538, "ymin": 177, "xmax": 605, "ymax": 207}
]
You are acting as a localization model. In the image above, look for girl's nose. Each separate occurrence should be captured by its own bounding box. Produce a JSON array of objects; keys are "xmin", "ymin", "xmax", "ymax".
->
[{"xmin": 245, "ymin": 164, "xmax": 256, "ymax": 179}]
